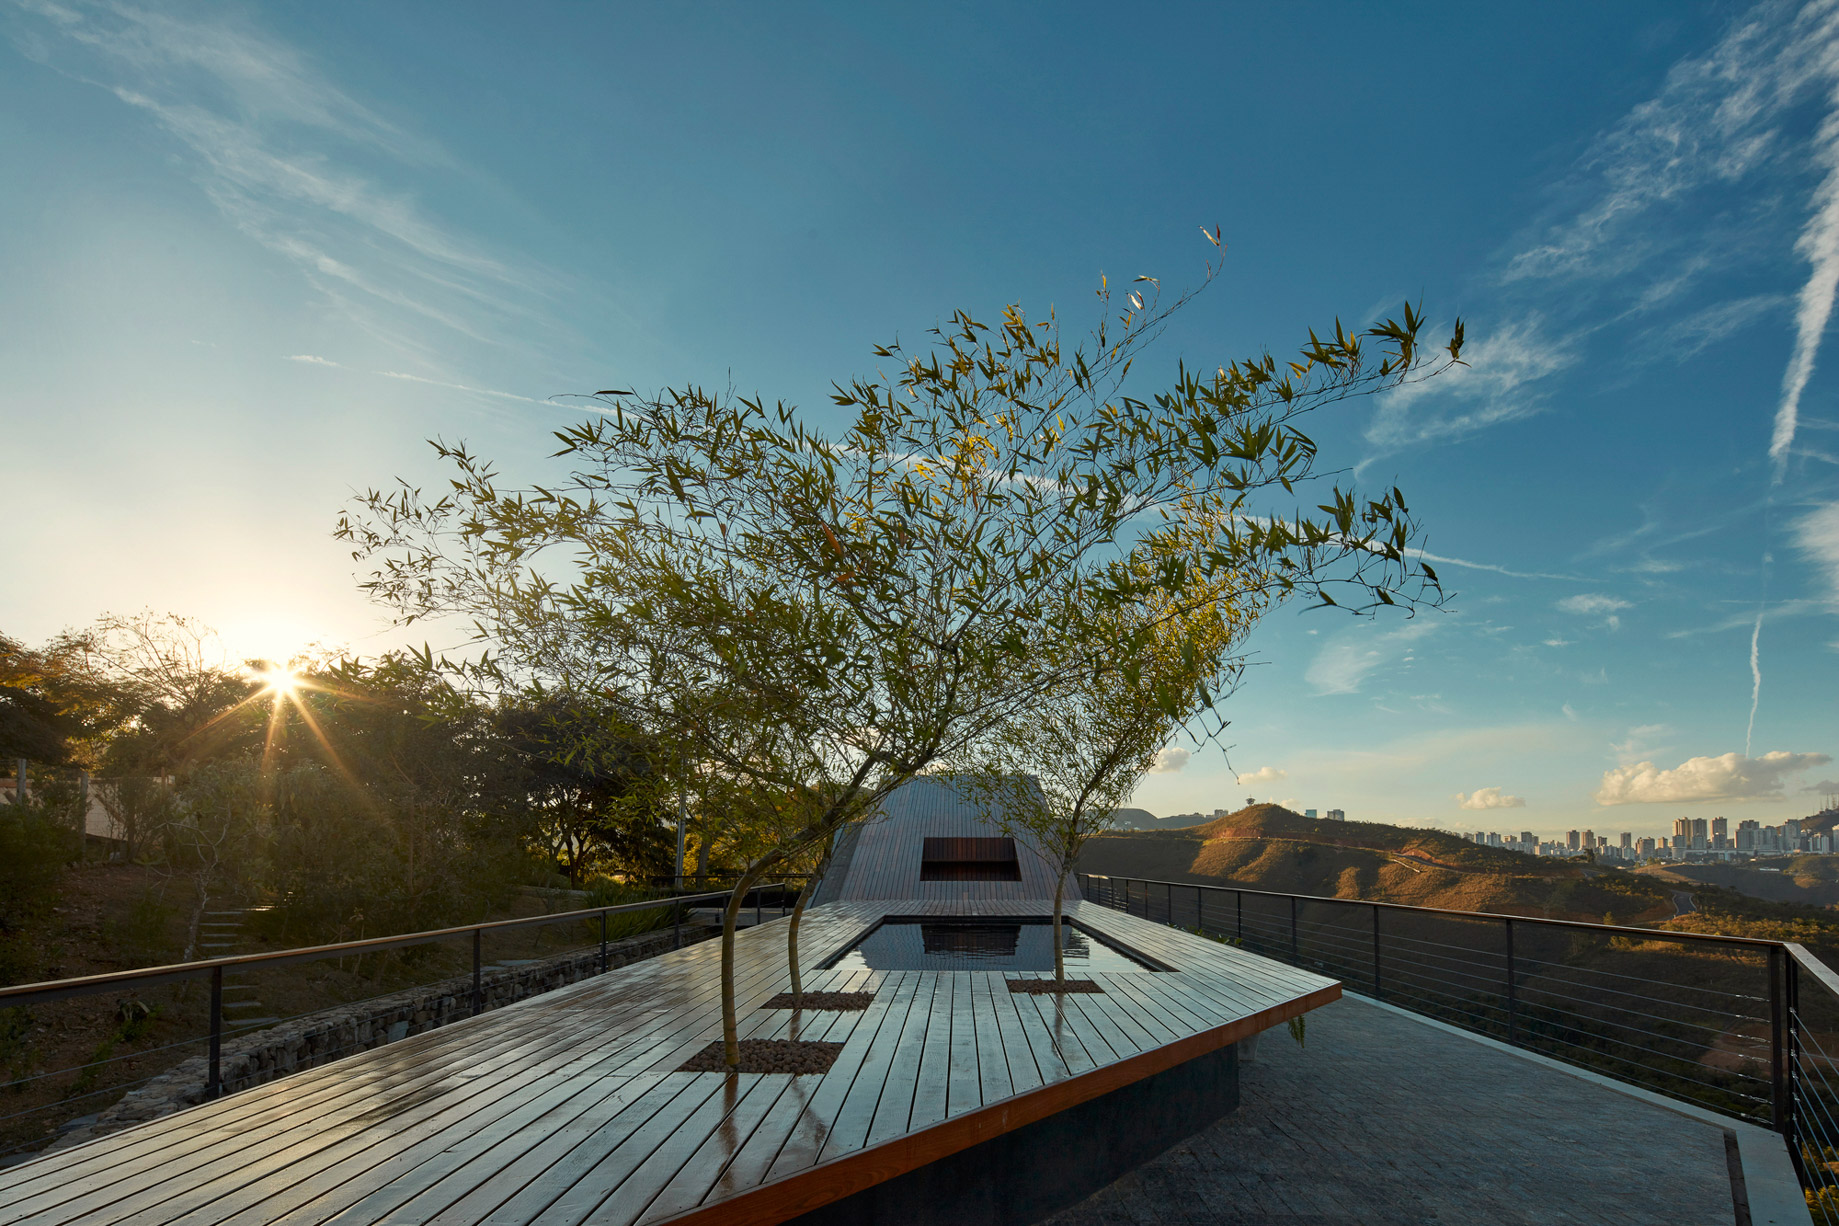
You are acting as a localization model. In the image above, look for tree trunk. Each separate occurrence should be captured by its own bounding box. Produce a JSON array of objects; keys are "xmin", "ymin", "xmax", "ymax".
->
[
  {"xmin": 183, "ymin": 875, "xmax": 209, "ymax": 963},
  {"xmin": 694, "ymin": 815, "xmax": 712, "ymax": 879},
  {"xmin": 720, "ymin": 856, "xmax": 775, "ymax": 1070},
  {"xmin": 1052, "ymin": 872, "xmax": 1066, "ymax": 987}
]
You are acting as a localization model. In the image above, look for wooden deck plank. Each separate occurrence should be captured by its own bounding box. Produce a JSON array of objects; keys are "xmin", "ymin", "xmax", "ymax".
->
[
  {"xmin": 904, "ymin": 967, "xmax": 955, "ymax": 1131},
  {"xmin": 969, "ymin": 972, "xmax": 1013, "ymax": 1107},
  {"xmin": 984, "ymin": 968, "xmax": 1045, "ymax": 1096},
  {"xmin": 814, "ymin": 974, "xmax": 925, "ymax": 1163},
  {"xmin": 862, "ymin": 973, "xmax": 937, "ymax": 1148},
  {"xmin": 751, "ymin": 972, "xmax": 917, "ymax": 1183},
  {"xmin": 945, "ymin": 973, "xmax": 985, "ymax": 1119},
  {"xmin": 305, "ymin": 945, "xmax": 823, "ymax": 1226},
  {"xmin": 635, "ymin": 1007, "xmax": 864, "ymax": 1225},
  {"xmin": 3, "ymin": 1006, "xmax": 624, "ymax": 1226},
  {"xmin": 399, "ymin": 1003, "xmax": 817, "ymax": 1226}
]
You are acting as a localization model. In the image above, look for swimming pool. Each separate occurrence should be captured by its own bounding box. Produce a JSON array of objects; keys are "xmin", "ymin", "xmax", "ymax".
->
[{"xmin": 824, "ymin": 916, "xmax": 1161, "ymax": 974}]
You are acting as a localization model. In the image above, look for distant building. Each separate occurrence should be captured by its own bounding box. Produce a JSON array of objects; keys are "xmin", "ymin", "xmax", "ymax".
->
[
  {"xmin": 1304, "ymin": 808, "xmax": 1318, "ymax": 819},
  {"xmin": 1619, "ymin": 832, "xmax": 1633, "ymax": 849},
  {"xmin": 1521, "ymin": 831, "xmax": 1535, "ymax": 847},
  {"xmin": 1325, "ymin": 809, "xmax": 1345, "ymax": 821},
  {"xmin": 1567, "ymin": 829, "xmax": 1581, "ymax": 850},
  {"xmin": 1690, "ymin": 817, "xmax": 1708, "ymax": 851},
  {"xmin": 1638, "ymin": 837, "xmax": 1656, "ymax": 856}
]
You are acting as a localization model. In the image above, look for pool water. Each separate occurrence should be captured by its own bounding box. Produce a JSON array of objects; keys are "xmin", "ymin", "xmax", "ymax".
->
[{"xmin": 825, "ymin": 917, "xmax": 1159, "ymax": 973}]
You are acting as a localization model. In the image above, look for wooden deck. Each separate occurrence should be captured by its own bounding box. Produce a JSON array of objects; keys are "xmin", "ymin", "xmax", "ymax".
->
[{"xmin": 0, "ymin": 901, "xmax": 1337, "ymax": 1226}]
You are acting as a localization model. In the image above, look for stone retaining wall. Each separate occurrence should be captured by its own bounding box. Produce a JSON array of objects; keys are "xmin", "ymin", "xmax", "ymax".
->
[{"xmin": 54, "ymin": 921, "xmax": 717, "ymax": 1151}]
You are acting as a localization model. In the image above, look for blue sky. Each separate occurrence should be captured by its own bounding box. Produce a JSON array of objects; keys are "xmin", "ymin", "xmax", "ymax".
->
[{"xmin": 3, "ymin": 0, "xmax": 1838, "ymax": 837}]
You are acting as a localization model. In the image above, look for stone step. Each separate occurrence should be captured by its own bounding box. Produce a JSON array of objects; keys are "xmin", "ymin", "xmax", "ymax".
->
[{"xmin": 221, "ymin": 1017, "xmax": 279, "ymax": 1029}]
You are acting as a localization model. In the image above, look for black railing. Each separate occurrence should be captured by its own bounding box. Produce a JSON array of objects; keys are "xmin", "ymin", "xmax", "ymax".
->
[
  {"xmin": 0, "ymin": 883, "xmax": 792, "ymax": 1158},
  {"xmin": 1079, "ymin": 872, "xmax": 1839, "ymax": 1206}
]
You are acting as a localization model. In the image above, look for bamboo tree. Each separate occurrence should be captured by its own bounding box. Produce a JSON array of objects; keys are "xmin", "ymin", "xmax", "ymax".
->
[{"xmin": 341, "ymin": 252, "xmax": 1462, "ymax": 1068}]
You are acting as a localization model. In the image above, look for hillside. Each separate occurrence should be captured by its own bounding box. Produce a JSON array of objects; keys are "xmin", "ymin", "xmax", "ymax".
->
[
  {"xmin": 1638, "ymin": 857, "xmax": 1839, "ymax": 908},
  {"xmin": 1077, "ymin": 804, "xmax": 1676, "ymax": 925}
]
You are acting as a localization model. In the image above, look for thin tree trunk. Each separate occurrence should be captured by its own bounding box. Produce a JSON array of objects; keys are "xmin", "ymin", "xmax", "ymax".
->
[
  {"xmin": 1052, "ymin": 872, "xmax": 1066, "ymax": 987},
  {"xmin": 184, "ymin": 876, "xmax": 208, "ymax": 963},
  {"xmin": 720, "ymin": 856, "xmax": 775, "ymax": 1070}
]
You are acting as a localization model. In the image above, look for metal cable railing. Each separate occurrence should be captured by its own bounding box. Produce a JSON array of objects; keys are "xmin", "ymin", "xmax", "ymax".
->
[
  {"xmin": 0, "ymin": 883, "xmax": 793, "ymax": 1160},
  {"xmin": 1080, "ymin": 870, "xmax": 1838, "ymax": 1212}
]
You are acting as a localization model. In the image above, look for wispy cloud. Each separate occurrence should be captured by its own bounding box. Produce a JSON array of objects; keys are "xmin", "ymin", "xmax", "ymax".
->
[
  {"xmin": 1796, "ymin": 501, "xmax": 1839, "ymax": 608},
  {"xmin": 1304, "ymin": 619, "xmax": 1438, "ymax": 696},
  {"xmin": 1556, "ymin": 594, "xmax": 1632, "ymax": 616},
  {"xmin": 1416, "ymin": 551, "xmax": 1580, "ymax": 582},
  {"xmin": 1363, "ymin": 317, "xmax": 1575, "ymax": 457},
  {"xmin": 9, "ymin": 1, "xmax": 565, "ymax": 360},
  {"xmin": 1235, "ymin": 765, "xmax": 1287, "ymax": 786},
  {"xmin": 284, "ymin": 353, "xmax": 555, "ymax": 407}
]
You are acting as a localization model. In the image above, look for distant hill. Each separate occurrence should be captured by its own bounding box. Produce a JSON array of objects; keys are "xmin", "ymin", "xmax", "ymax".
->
[
  {"xmin": 1107, "ymin": 807, "xmax": 1214, "ymax": 831},
  {"xmin": 1078, "ymin": 803, "xmax": 1675, "ymax": 924},
  {"xmin": 1106, "ymin": 808, "xmax": 1160, "ymax": 831},
  {"xmin": 1638, "ymin": 858, "xmax": 1839, "ymax": 908}
]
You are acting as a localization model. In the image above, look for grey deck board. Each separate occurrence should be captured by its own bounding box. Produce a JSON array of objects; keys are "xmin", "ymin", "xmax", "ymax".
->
[{"xmin": 2, "ymin": 900, "xmax": 1336, "ymax": 1226}]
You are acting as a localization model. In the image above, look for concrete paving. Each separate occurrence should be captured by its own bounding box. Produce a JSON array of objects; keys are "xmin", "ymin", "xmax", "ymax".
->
[{"xmin": 1048, "ymin": 995, "xmax": 1747, "ymax": 1226}]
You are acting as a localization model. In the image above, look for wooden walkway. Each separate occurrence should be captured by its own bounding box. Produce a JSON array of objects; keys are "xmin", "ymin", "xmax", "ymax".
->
[{"xmin": 0, "ymin": 901, "xmax": 1337, "ymax": 1226}]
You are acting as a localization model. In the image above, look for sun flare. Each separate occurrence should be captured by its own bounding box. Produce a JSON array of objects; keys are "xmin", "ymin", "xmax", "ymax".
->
[{"xmin": 257, "ymin": 662, "xmax": 302, "ymax": 696}]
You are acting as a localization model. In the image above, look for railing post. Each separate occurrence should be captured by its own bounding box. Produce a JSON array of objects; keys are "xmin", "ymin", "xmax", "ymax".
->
[
  {"xmin": 1788, "ymin": 952, "xmax": 1802, "ymax": 1168},
  {"xmin": 1372, "ymin": 903, "xmax": 1383, "ymax": 1000},
  {"xmin": 1164, "ymin": 880, "xmax": 1173, "ymax": 925},
  {"xmin": 471, "ymin": 928, "xmax": 483, "ymax": 1018},
  {"xmin": 207, "ymin": 965, "xmax": 223, "ymax": 1100},
  {"xmin": 1289, "ymin": 894, "xmax": 1299, "ymax": 964},
  {"xmin": 1236, "ymin": 890, "xmax": 1243, "ymax": 943},
  {"xmin": 755, "ymin": 888, "xmax": 762, "ymax": 928},
  {"xmin": 1770, "ymin": 945, "xmax": 1789, "ymax": 1137},
  {"xmin": 1504, "ymin": 918, "xmax": 1517, "ymax": 1046},
  {"xmin": 673, "ymin": 901, "xmax": 683, "ymax": 951},
  {"xmin": 599, "ymin": 911, "xmax": 608, "ymax": 974}
]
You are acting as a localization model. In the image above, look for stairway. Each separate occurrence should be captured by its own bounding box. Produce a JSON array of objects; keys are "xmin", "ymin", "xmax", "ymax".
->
[{"xmin": 199, "ymin": 909, "xmax": 277, "ymax": 1031}]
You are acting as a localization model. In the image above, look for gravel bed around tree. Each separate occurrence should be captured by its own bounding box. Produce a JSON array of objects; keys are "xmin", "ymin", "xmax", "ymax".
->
[
  {"xmin": 759, "ymin": 991, "xmax": 876, "ymax": 1011},
  {"xmin": 1007, "ymin": 979, "xmax": 1106, "ymax": 994},
  {"xmin": 677, "ymin": 1039, "xmax": 845, "ymax": 1074}
]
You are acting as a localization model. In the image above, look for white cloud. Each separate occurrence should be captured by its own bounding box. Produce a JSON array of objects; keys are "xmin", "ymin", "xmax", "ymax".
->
[
  {"xmin": 1557, "ymin": 594, "xmax": 1633, "ymax": 615},
  {"xmin": 1593, "ymin": 750, "xmax": 1834, "ymax": 805},
  {"xmin": 1641, "ymin": 294, "xmax": 1786, "ymax": 362},
  {"xmin": 1455, "ymin": 787, "xmax": 1526, "ymax": 810},
  {"xmin": 1543, "ymin": 637, "xmax": 1574, "ymax": 648},
  {"xmin": 1363, "ymin": 317, "xmax": 1576, "ymax": 455},
  {"xmin": 1795, "ymin": 502, "xmax": 1839, "ymax": 609},
  {"xmin": 1562, "ymin": 703, "xmax": 1579, "ymax": 721},
  {"xmin": 1304, "ymin": 619, "xmax": 1438, "ymax": 696},
  {"xmin": 1149, "ymin": 747, "xmax": 1190, "ymax": 774},
  {"xmin": 1235, "ymin": 766, "xmax": 1288, "ymax": 786}
]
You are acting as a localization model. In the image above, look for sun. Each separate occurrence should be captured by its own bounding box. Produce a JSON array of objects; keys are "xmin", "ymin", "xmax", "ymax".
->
[{"xmin": 256, "ymin": 661, "xmax": 302, "ymax": 697}]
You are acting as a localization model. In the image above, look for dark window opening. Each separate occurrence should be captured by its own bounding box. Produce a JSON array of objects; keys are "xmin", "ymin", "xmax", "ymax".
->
[{"xmin": 920, "ymin": 836, "xmax": 1022, "ymax": 882}]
